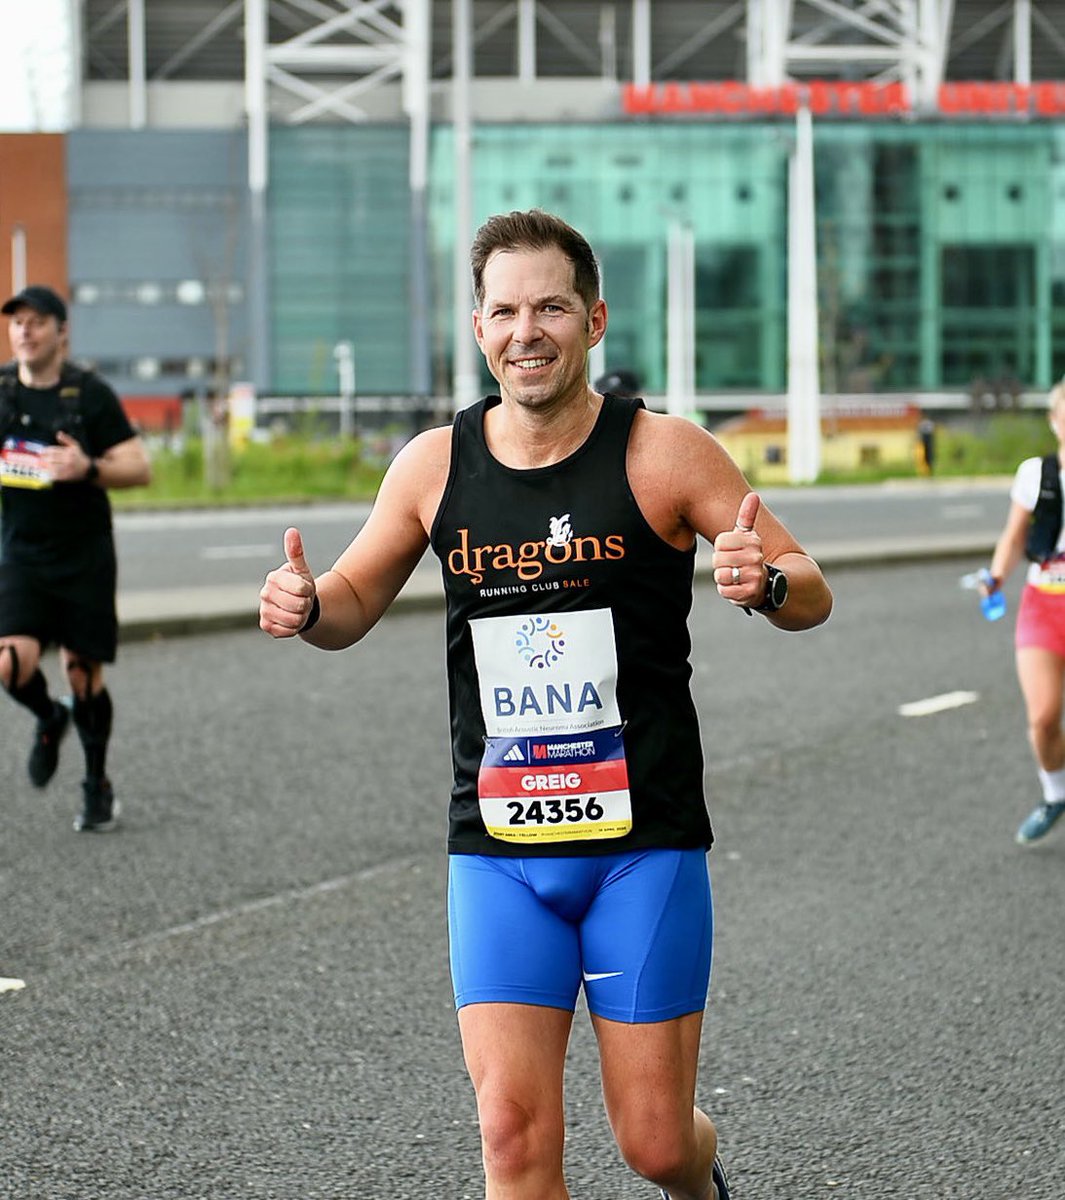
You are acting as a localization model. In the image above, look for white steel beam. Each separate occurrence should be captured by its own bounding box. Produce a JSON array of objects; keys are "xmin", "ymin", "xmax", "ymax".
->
[
  {"xmin": 405, "ymin": 0, "xmax": 431, "ymax": 395},
  {"xmin": 666, "ymin": 221, "xmax": 696, "ymax": 418},
  {"xmin": 1014, "ymin": 0, "xmax": 1031, "ymax": 84},
  {"xmin": 632, "ymin": 0, "xmax": 651, "ymax": 86},
  {"xmin": 599, "ymin": 4, "xmax": 618, "ymax": 80},
  {"xmin": 245, "ymin": 0, "xmax": 270, "ymax": 390},
  {"xmin": 270, "ymin": 60, "xmax": 402, "ymax": 124},
  {"xmin": 787, "ymin": 105, "xmax": 821, "ymax": 484},
  {"xmin": 784, "ymin": 43, "xmax": 904, "ymax": 62},
  {"xmin": 783, "ymin": 0, "xmax": 952, "ymax": 111},
  {"xmin": 452, "ymin": 0, "xmax": 479, "ymax": 411},
  {"xmin": 263, "ymin": 1, "xmax": 418, "ymax": 125},
  {"xmin": 747, "ymin": 0, "xmax": 793, "ymax": 86},
  {"xmin": 747, "ymin": 0, "xmax": 765, "ymax": 83},
  {"xmin": 518, "ymin": 0, "xmax": 537, "ymax": 83},
  {"xmin": 918, "ymin": 0, "xmax": 953, "ymax": 106},
  {"xmin": 127, "ymin": 0, "xmax": 146, "ymax": 127},
  {"xmin": 68, "ymin": 0, "xmax": 83, "ymax": 126}
]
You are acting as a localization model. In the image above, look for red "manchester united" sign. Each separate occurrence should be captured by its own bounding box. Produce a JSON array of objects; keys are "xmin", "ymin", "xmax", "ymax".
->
[{"xmin": 622, "ymin": 80, "xmax": 1065, "ymax": 118}]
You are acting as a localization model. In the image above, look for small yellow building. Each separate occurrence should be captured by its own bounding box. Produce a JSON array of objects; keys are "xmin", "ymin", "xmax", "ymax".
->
[{"xmin": 712, "ymin": 404, "xmax": 925, "ymax": 483}]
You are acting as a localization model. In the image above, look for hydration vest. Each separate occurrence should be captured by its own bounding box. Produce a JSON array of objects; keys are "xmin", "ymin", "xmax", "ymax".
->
[
  {"xmin": 0, "ymin": 361, "xmax": 89, "ymax": 444},
  {"xmin": 1025, "ymin": 454, "xmax": 1063, "ymax": 563}
]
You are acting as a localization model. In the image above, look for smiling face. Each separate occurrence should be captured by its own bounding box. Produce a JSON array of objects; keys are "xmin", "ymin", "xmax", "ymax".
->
[
  {"xmin": 7, "ymin": 305, "xmax": 64, "ymax": 380},
  {"xmin": 472, "ymin": 244, "xmax": 606, "ymax": 415}
]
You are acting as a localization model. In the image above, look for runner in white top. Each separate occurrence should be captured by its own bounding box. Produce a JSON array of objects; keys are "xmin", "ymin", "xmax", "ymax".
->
[{"xmin": 984, "ymin": 381, "xmax": 1065, "ymax": 843}]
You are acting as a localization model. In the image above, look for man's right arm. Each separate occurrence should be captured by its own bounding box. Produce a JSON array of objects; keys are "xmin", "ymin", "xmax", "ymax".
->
[{"xmin": 259, "ymin": 426, "xmax": 451, "ymax": 649}]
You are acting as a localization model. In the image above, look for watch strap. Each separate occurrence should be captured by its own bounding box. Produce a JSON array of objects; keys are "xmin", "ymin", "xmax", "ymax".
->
[{"xmin": 743, "ymin": 563, "xmax": 787, "ymax": 615}]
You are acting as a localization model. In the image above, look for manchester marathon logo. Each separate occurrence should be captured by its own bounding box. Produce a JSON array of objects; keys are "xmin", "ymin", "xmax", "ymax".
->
[{"xmin": 515, "ymin": 615, "xmax": 566, "ymax": 669}]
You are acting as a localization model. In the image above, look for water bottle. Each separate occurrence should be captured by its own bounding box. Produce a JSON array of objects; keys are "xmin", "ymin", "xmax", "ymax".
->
[{"xmin": 977, "ymin": 568, "xmax": 1007, "ymax": 622}]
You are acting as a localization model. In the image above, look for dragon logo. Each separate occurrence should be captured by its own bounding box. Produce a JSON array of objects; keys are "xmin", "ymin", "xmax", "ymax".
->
[{"xmin": 546, "ymin": 513, "xmax": 573, "ymax": 548}]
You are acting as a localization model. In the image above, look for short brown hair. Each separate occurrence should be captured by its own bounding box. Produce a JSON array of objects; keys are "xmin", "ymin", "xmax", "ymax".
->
[{"xmin": 470, "ymin": 209, "xmax": 600, "ymax": 312}]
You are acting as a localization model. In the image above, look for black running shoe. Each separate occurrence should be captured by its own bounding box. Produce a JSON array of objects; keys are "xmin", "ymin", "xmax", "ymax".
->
[
  {"xmin": 73, "ymin": 778, "xmax": 119, "ymax": 833},
  {"xmin": 712, "ymin": 1157, "xmax": 731, "ymax": 1200},
  {"xmin": 28, "ymin": 701, "xmax": 70, "ymax": 788}
]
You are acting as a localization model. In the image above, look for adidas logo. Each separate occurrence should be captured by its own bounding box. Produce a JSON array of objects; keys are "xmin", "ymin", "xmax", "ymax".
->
[{"xmin": 503, "ymin": 744, "xmax": 525, "ymax": 762}]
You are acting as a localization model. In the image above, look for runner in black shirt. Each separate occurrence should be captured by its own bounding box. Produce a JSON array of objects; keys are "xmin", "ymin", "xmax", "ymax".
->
[{"xmin": 0, "ymin": 286, "xmax": 151, "ymax": 831}]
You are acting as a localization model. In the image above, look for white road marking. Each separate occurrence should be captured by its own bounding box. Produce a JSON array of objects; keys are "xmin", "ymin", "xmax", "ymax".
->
[
  {"xmin": 200, "ymin": 543, "xmax": 275, "ymax": 559},
  {"xmin": 0, "ymin": 978, "xmax": 26, "ymax": 994},
  {"xmin": 898, "ymin": 691, "xmax": 979, "ymax": 717},
  {"xmin": 93, "ymin": 855, "xmax": 423, "ymax": 961}
]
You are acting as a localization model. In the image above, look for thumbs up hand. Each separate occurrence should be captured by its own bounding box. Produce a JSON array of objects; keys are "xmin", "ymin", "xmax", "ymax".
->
[
  {"xmin": 260, "ymin": 527, "xmax": 318, "ymax": 638},
  {"xmin": 712, "ymin": 492, "xmax": 767, "ymax": 607}
]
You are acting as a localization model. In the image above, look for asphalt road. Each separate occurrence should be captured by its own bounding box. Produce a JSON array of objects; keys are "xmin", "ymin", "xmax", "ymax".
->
[
  {"xmin": 111, "ymin": 479, "xmax": 1012, "ymax": 596},
  {"xmin": 3, "ymin": 558, "xmax": 1064, "ymax": 1199}
]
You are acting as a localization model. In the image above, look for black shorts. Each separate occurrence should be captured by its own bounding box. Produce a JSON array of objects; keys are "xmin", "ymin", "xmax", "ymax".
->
[{"xmin": 0, "ymin": 553, "xmax": 118, "ymax": 663}]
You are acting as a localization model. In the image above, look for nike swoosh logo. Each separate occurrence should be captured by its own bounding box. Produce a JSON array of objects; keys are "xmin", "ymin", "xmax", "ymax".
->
[{"xmin": 582, "ymin": 970, "xmax": 623, "ymax": 982}]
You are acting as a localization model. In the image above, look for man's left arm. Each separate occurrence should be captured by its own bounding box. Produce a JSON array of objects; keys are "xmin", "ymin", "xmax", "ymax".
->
[
  {"xmin": 44, "ymin": 429, "xmax": 150, "ymax": 489},
  {"xmin": 45, "ymin": 372, "xmax": 152, "ymax": 489},
  {"xmin": 649, "ymin": 414, "xmax": 833, "ymax": 631},
  {"xmin": 92, "ymin": 434, "xmax": 151, "ymax": 489},
  {"xmin": 711, "ymin": 491, "xmax": 832, "ymax": 631}
]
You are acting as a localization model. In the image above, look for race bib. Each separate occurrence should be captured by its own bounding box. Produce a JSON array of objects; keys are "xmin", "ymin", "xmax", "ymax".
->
[
  {"xmin": 0, "ymin": 437, "xmax": 53, "ymax": 490},
  {"xmin": 470, "ymin": 609, "xmax": 632, "ymax": 844},
  {"xmin": 1036, "ymin": 556, "xmax": 1065, "ymax": 593}
]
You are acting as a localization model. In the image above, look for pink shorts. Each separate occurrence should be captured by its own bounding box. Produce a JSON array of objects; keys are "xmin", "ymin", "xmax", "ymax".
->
[{"xmin": 1015, "ymin": 584, "xmax": 1065, "ymax": 658}]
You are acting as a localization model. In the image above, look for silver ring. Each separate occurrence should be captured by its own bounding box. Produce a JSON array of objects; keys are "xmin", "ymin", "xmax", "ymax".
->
[{"xmin": 730, "ymin": 566, "xmax": 742, "ymax": 584}]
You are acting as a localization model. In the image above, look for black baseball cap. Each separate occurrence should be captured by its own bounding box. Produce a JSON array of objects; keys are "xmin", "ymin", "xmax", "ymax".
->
[{"xmin": 1, "ymin": 285, "xmax": 68, "ymax": 322}]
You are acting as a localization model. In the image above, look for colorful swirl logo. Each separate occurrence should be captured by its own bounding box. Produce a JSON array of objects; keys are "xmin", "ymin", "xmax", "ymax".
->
[{"xmin": 514, "ymin": 615, "xmax": 566, "ymax": 669}]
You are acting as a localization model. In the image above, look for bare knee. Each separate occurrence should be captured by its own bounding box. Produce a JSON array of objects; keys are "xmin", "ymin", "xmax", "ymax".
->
[
  {"xmin": 0, "ymin": 639, "xmax": 41, "ymax": 690},
  {"xmin": 613, "ymin": 1104, "xmax": 717, "ymax": 1193},
  {"xmin": 63, "ymin": 654, "xmax": 102, "ymax": 700},
  {"xmin": 616, "ymin": 1122, "xmax": 693, "ymax": 1186},
  {"xmin": 1027, "ymin": 708, "xmax": 1064, "ymax": 757},
  {"xmin": 477, "ymin": 1093, "xmax": 564, "ymax": 1182}
]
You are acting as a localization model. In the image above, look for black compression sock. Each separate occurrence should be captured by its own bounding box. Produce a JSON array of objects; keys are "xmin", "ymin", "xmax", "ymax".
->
[
  {"xmin": 73, "ymin": 688, "xmax": 113, "ymax": 781},
  {"xmin": 10, "ymin": 669, "xmax": 56, "ymax": 722}
]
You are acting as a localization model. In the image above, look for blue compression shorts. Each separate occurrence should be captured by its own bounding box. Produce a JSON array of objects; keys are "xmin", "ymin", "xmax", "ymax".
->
[{"xmin": 447, "ymin": 848, "xmax": 713, "ymax": 1024}]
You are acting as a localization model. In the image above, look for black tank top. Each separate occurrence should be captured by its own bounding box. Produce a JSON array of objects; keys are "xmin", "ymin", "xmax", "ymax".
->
[{"xmin": 430, "ymin": 393, "xmax": 712, "ymax": 857}]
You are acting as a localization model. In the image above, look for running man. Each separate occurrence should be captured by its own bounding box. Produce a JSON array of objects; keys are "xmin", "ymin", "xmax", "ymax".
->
[
  {"xmin": 260, "ymin": 209, "xmax": 833, "ymax": 1198},
  {"xmin": 1, "ymin": 285, "xmax": 151, "ymax": 831}
]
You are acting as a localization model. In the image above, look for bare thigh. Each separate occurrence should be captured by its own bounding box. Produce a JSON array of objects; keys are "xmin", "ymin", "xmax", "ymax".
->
[
  {"xmin": 1016, "ymin": 646, "xmax": 1065, "ymax": 727},
  {"xmin": 593, "ymin": 1009, "xmax": 704, "ymax": 1138}
]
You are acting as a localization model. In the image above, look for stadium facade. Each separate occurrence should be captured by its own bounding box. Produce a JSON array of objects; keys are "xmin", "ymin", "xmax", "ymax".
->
[{"xmin": 2, "ymin": 0, "xmax": 1065, "ymax": 420}]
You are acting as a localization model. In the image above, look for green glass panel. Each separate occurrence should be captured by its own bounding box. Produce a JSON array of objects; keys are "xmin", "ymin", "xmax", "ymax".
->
[{"xmin": 269, "ymin": 126, "xmax": 413, "ymax": 394}]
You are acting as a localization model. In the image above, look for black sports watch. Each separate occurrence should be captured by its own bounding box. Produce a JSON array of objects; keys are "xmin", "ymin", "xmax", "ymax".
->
[{"xmin": 745, "ymin": 563, "xmax": 788, "ymax": 615}]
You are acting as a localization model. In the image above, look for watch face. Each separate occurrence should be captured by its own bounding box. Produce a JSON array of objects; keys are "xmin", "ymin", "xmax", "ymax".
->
[
  {"xmin": 766, "ymin": 565, "xmax": 787, "ymax": 610},
  {"xmin": 773, "ymin": 570, "xmax": 788, "ymax": 606}
]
